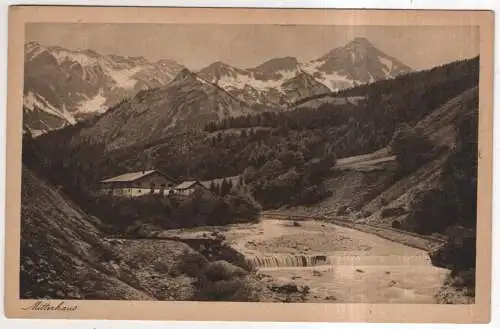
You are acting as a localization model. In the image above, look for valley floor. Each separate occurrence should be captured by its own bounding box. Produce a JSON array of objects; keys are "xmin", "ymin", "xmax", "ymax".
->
[{"xmin": 161, "ymin": 217, "xmax": 451, "ymax": 303}]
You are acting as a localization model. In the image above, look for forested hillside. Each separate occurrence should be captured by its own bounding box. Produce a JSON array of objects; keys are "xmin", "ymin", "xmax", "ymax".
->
[{"xmin": 24, "ymin": 57, "xmax": 478, "ymax": 209}]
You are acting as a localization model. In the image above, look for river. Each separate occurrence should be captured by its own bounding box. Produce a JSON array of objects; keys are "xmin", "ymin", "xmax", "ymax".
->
[{"xmin": 221, "ymin": 218, "xmax": 450, "ymax": 303}]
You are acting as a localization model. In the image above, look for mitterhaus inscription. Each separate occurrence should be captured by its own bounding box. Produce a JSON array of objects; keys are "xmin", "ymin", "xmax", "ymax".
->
[{"xmin": 22, "ymin": 301, "xmax": 79, "ymax": 311}]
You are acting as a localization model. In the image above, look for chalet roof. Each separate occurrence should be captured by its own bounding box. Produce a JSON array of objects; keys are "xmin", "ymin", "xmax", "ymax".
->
[
  {"xmin": 99, "ymin": 170, "xmax": 159, "ymax": 183},
  {"xmin": 175, "ymin": 181, "xmax": 204, "ymax": 190}
]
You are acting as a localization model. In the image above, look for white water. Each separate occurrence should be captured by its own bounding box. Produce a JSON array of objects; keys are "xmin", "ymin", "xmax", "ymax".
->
[
  {"xmin": 245, "ymin": 253, "xmax": 433, "ymax": 268},
  {"xmin": 246, "ymin": 254, "xmax": 330, "ymax": 268}
]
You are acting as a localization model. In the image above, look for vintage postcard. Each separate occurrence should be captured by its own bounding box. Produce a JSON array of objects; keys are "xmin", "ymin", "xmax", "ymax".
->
[{"xmin": 4, "ymin": 6, "xmax": 494, "ymax": 323}]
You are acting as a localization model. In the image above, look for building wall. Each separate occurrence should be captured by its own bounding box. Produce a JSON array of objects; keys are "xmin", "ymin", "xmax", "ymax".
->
[
  {"xmin": 175, "ymin": 184, "xmax": 210, "ymax": 197},
  {"xmin": 97, "ymin": 172, "xmax": 176, "ymax": 197},
  {"xmin": 176, "ymin": 188, "xmax": 195, "ymax": 196},
  {"xmin": 98, "ymin": 187, "xmax": 176, "ymax": 197}
]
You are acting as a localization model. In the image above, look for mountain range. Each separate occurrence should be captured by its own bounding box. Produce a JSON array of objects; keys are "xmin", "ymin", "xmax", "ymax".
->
[
  {"xmin": 75, "ymin": 68, "xmax": 254, "ymax": 151},
  {"xmin": 23, "ymin": 41, "xmax": 185, "ymax": 136},
  {"xmin": 198, "ymin": 37, "xmax": 411, "ymax": 108},
  {"xmin": 23, "ymin": 37, "xmax": 412, "ymax": 136}
]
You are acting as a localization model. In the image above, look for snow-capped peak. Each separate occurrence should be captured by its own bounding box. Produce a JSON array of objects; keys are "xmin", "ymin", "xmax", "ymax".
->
[
  {"xmin": 23, "ymin": 41, "xmax": 185, "ymax": 135},
  {"xmin": 196, "ymin": 37, "xmax": 411, "ymax": 108}
]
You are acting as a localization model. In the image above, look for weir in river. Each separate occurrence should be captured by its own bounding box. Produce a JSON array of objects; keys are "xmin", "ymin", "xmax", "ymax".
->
[{"xmin": 244, "ymin": 253, "xmax": 433, "ymax": 268}]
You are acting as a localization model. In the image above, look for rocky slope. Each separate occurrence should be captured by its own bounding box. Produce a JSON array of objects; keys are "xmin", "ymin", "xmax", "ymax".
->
[{"xmin": 21, "ymin": 166, "xmax": 152, "ymax": 299}]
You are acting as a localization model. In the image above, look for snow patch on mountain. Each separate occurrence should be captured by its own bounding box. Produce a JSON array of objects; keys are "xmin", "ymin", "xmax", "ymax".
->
[
  {"xmin": 58, "ymin": 105, "xmax": 78, "ymax": 125},
  {"xmin": 105, "ymin": 66, "xmax": 142, "ymax": 89},
  {"xmin": 300, "ymin": 61, "xmax": 349, "ymax": 91},
  {"xmin": 24, "ymin": 91, "xmax": 76, "ymax": 124},
  {"xmin": 195, "ymin": 75, "xmax": 211, "ymax": 85},
  {"xmin": 313, "ymin": 71, "xmax": 352, "ymax": 91},
  {"xmin": 379, "ymin": 56, "xmax": 394, "ymax": 75},
  {"xmin": 24, "ymin": 91, "xmax": 50, "ymax": 112},
  {"xmin": 77, "ymin": 89, "xmax": 107, "ymax": 113},
  {"xmin": 207, "ymin": 67, "xmax": 302, "ymax": 93},
  {"xmin": 52, "ymin": 50, "xmax": 99, "ymax": 66}
]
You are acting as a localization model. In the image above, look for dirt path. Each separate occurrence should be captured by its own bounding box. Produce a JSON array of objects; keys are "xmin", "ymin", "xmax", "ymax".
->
[{"xmin": 222, "ymin": 219, "xmax": 450, "ymax": 303}]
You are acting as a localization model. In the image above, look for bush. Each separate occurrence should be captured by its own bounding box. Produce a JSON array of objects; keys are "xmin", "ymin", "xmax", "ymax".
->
[
  {"xmin": 201, "ymin": 260, "xmax": 247, "ymax": 282},
  {"xmin": 408, "ymin": 189, "xmax": 455, "ymax": 234},
  {"xmin": 430, "ymin": 232, "xmax": 476, "ymax": 273},
  {"xmin": 170, "ymin": 194, "xmax": 218, "ymax": 227},
  {"xmin": 452, "ymin": 269, "xmax": 475, "ymax": 289},
  {"xmin": 199, "ymin": 243, "xmax": 254, "ymax": 272},
  {"xmin": 224, "ymin": 190, "xmax": 262, "ymax": 223},
  {"xmin": 193, "ymin": 260, "xmax": 256, "ymax": 302},
  {"xmin": 172, "ymin": 251, "xmax": 209, "ymax": 277},
  {"xmin": 86, "ymin": 190, "xmax": 261, "ymax": 233},
  {"xmin": 391, "ymin": 221, "xmax": 402, "ymax": 229},
  {"xmin": 194, "ymin": 277, "xmax": 258, "ymax": 302},
  {"xmin": 86, "ymin": 194, "xmax": 173, "ymax": 231},
  {"xmin": 381, "ymin": 207, "xmax": 407, "ymax": 218}
]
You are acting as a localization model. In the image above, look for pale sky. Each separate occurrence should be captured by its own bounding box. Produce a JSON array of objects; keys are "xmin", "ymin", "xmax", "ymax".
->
[{"xmin": 26, "ymin": 24, "xmax": 479, "ymax": 71}]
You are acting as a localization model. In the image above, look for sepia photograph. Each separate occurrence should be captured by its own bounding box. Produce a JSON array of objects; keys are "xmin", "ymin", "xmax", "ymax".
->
[{"xmin": 4, "ymin": 6, "xmax": 494, "ymax": 323}]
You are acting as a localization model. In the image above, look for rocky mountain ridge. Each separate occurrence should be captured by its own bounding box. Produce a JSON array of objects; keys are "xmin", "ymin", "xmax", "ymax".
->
[{"xmin": 24, "ymin": 37, "xmax": 411, "ymax": 135}]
